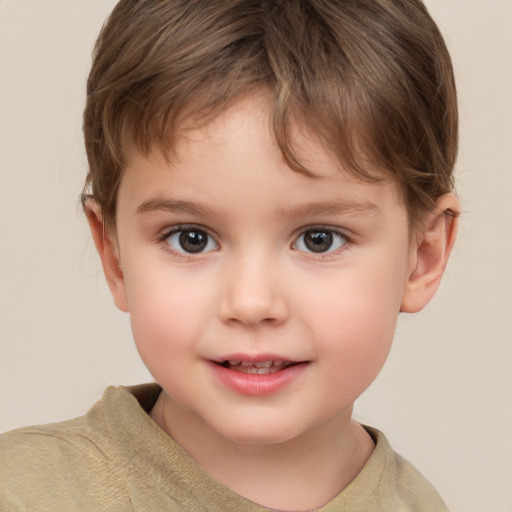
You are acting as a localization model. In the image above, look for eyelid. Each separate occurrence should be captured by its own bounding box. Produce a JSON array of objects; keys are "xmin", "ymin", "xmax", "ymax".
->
[
  {"xmin": 294, "ymin": 224, "xmax": 351, "ymax": 241},
  {"xmin": 160, "ymin": 223, "xmax": 216, "ymax": 239}
]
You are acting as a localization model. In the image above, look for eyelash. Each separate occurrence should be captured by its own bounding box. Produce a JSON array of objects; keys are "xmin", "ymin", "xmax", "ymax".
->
[{"xmin": 158, "ymin": 224, "xmax": 351, "ymax": 257}]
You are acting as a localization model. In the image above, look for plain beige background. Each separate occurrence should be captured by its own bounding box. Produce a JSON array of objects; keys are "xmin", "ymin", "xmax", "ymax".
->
[{"xmin": 1, "ymin": 1, "xmax": 511, "ymax": 511}]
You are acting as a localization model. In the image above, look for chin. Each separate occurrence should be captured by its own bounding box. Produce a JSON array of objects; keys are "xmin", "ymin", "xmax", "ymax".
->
[
  {"xmin": 224, "ymin": 432, "xmax": 297, "ymax": 446},
  {"xmin": 210, "ymin": 418, "xmax": 308, "ymax": 446}
]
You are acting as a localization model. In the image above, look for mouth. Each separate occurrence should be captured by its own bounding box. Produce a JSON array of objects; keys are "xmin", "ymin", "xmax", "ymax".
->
[
  {"xmin": 209, "ymin": 356, "xmax": 309, "ymax": 395},
  {"xmin": 216, "ymin": 360, "xmax": 297, "ymax": 375}
]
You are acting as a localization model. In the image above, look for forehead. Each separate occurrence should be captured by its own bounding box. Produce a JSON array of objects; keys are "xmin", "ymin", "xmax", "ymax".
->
[
  {"xmin": 134, "ymin": 93, "xmax": 387, "ymax": 180},
  {"xmin": 118, "ymin": 93, "xmax": 404, "ymax": 224}
]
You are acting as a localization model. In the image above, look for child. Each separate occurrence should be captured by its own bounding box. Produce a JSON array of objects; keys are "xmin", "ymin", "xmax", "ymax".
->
[{"xmin": 0, "ymin": 0, "xmax": 459, "ymax": 510}]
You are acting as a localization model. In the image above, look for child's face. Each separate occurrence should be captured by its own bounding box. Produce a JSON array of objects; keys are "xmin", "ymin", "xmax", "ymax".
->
[{"xmin": 110, "ymin": 93, "xmax": 418, "ymax": 444}]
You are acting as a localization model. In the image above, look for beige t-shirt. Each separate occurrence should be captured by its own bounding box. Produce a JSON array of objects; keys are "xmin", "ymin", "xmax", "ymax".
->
[{"xmin": 0, "ymin": 384, "xmax": 449, "ymax": 511}]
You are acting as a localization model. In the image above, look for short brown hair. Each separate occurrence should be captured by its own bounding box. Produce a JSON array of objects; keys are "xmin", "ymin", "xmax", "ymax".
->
[{"xmin": 83, "ymin": 0, "xmax": 458, "ymax": 227}]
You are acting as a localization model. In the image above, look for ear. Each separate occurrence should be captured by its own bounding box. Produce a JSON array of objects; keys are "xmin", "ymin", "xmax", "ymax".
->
[
  {"xmin": 83, "ymin": 199, "xmax": 129, "ymax": 312},
  {"xmin": 400, "ymin": 194, "xmax": 459, "ymax": 313}
]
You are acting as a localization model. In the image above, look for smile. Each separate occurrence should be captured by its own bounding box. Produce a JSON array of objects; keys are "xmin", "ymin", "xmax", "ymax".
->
[{"xmin": 210, "ymin": 357, "xmax": 308, "ymax": 396}]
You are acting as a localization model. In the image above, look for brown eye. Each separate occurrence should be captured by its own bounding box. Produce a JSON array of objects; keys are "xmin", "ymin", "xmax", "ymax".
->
[
  {"xmin": 304, "ymin": 231, "xmax": 333, "ymax": 252},
  {"xmin": 166, "ymin": 228, "xmax": 218, "ymax": 254},
  {"xmin": 294, "ymin": 229, "xmax": 347, "ymax": 254},
  {"xmin": 179, "ymin": 230, "xmax": 208, "ymax": 252}
]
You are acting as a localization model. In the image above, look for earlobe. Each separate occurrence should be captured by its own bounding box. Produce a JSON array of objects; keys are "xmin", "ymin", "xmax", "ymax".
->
[
  {"xmin": 83, "ymin": 198, "xmax": 129, "ymax": 313},
  {"xmin": 400, "ymin": 194, "xmax": 459, "ymax": 313}
]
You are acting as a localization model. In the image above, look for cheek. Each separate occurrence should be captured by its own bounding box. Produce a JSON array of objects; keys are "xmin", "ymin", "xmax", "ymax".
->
[
  {"xmin": 123, "ymin": 268, "xmax": 212, "ymax": 368},
  {"xmin": 319, "ymin": 292, "xmax": 396, "ymax": 367},
  {"xmin": 307, "ymin": 257, "xmax": 403, "ymax": 337},
  {"xmin": 317, "ymin": 303, "xmax": 396, "ymax": 407},
  {"xmin": 306, "ymin": 263, "xmax": 405, "ymax": 391}
]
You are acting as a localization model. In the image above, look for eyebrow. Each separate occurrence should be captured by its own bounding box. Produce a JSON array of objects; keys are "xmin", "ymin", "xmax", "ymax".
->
[
  {"xmin": 275, "ymin": 200, "xmax": 381, "ymax": 219},
  {"xmin": 136, "ymin": 198, "xmax": 222, "ymax": 217},
  {"xmin": 137, "ymin": 197, "xmax": 381, "ymax": 219}
]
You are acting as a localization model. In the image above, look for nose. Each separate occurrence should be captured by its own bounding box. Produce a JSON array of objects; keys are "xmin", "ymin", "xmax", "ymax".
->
[{"xmin": 218, "ymin": 252, "xmax": 290, "ymax": 327}]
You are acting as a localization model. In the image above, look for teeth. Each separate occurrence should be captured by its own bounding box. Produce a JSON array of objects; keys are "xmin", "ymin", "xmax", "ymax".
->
[
  {"xmin": 254, "ymin": 361, "xmax": 273, "ymax": 368},
  {"xmin": 231, "ymin": 360, "xmax": 279, "ymax": 368},
  {"xmin": 223, "ymin": 360, "xmax": 295, "ymax": 374},
  {"xmin": 232, "ymin": 365, "xmax": 277, "ymax": 374}
]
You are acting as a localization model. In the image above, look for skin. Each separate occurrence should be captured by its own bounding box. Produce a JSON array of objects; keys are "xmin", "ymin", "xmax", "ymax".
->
[{"xmin": 87, "ymin": 92, "xmax": 459, "ymax": 511}]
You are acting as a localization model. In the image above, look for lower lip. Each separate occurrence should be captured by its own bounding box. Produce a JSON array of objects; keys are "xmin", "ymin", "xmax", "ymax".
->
[{"xmin": 209, "ymin": 362, "xmax": 308, "ymax": 396}]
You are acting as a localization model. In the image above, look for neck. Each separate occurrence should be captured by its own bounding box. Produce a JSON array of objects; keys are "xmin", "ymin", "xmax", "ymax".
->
[{"xmin": 150, "ymin": 392, "xmax": 374, "ymax": 511}]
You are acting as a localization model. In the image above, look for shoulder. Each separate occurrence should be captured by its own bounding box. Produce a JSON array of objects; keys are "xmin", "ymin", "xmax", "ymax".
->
[
  {"xmin": 325, "ymin": 426, "xmax": 449, "ymax": 512},
  {"xmin": 0, "ymin": 414, "xmax": 109, "ymax": 475},
  {"xmin": 365, "ymin": 427, "xmax": 450, "ymax": 512},
  {"xmin": 0, "ymin": 385, "xmax": 149, "ymax": 511},
  {"xmin": 0, "ymin": 416, "xmax": 115, "ymax": 511},
  {"xmin": 0, "ymin": 386, "xmax": 120, "ymax": 472}
]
